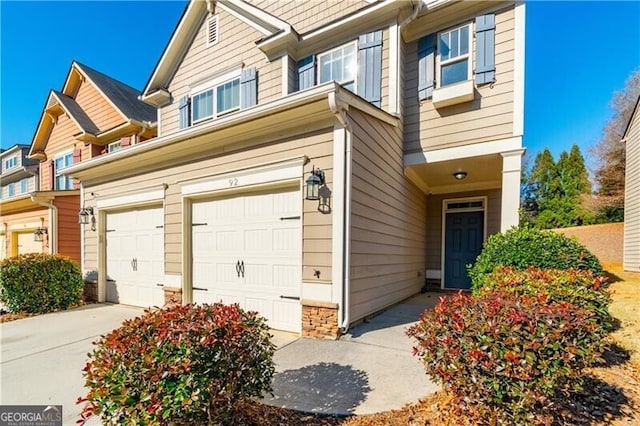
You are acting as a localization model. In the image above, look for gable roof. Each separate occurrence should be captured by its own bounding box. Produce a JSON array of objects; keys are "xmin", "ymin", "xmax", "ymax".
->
[
  {"xmin": 622, "ymin": 94, "xmax": 640, "ymax": 141},
  {"xmin": 50, "ymin": 90, "xmax": 100, "ymax": 135},
  {"xmin": 29, "ymin": 62, "xmax": 157, "ymax": 160},
  {"xmin": 140, "ymin": 0, "xmax": 408, "ymax": 105},
  {"xmin": 74, "ymin": 62, "xmax": 156, "ymax": 123}
]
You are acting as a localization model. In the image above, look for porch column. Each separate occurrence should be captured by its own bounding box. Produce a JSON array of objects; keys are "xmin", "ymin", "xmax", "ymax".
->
[{"xmin": 500, "ymin": 149, "xmax": 525, "ymax": 232}]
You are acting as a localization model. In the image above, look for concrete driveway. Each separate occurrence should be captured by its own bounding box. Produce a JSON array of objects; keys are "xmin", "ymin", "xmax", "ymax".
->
[
  {"xmin": 0, "ymin": 293, "xmax": 439, "ymax": 423},
  {"xmin": 0, "ymin": 304, "xmax": 145, "ymax": 425}
]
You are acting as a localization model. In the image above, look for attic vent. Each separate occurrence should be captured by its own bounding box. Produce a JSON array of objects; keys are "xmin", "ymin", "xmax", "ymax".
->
[{"xmin": 207, "ymin": 15, "xmax": 219, "ymax": 46}]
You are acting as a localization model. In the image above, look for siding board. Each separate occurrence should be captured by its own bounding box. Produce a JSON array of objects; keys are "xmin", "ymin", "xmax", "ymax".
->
[{"xmin": 624, "ymin": 102, "xmax": 640, "ymax": 271}]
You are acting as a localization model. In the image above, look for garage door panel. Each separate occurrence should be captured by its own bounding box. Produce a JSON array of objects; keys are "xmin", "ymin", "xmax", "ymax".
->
[
  {"xmin": 17, "ymin": 232, "xmax": 42, "ymax": 255},
  {"xmin": 192, "ymin": 187, "xmax": 301, "ymax": 332},
  {"xmin": 106, "ymin": 206, "xmax": 164, "ymax": 307}
]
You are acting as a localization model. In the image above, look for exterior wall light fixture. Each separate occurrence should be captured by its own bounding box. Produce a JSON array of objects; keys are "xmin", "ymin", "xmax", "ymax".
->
[
  {"xmin": 33, "ymin": 227, "xmax": 48, "ymax": 242},
  {"xmin": 79, "ymin": 207, "xmax": 96, "ymax": 231},
  {"xmin": 305, "ymin": 166, "xmax": 325, "ymax": 201}
]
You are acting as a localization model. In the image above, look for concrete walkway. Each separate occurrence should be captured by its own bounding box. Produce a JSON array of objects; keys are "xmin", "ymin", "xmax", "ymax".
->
[
  {"xmin": 264, "ymin": 292, "xmax": 440, "ymax": 416},
  {"xmin": 0, "ymin": 293, "xmax": 440, "ymax": 424}
]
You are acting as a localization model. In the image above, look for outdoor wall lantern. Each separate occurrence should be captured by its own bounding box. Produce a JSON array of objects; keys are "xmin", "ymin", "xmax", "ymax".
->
[
  {"xmin": 305, "ymin": 166, "xmax": 325, "ymax": 201},
  {"xmin": 453, "ymin": 170, "xmax": 468, "ymax": 180},
  {"xmin": 33, "ymin": 227, "xmax": 48, "ymax": 242},
  {"xmin": 79, "ymin": 207, "xmax": 96, "ymax": 231}
]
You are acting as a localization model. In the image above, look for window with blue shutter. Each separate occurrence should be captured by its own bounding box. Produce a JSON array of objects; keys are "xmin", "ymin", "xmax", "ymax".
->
[
  {"xmin": 297, "ymin": 55, "xmax": 316, "ymax": 91},
  {"xmin": 240, "ymin": 67, "xmax": 257, "ymax": 109},
  {"xmin": 475, "ymin": 14, "xmax": 496, "ymax": 85},
  {"xmin": 418, "ymin": 34, "xmax": 436, "ymax": 99},
  {"xmin": 357, "ymin": 30, "xmax": 383, "ymax": 107},
  {"xmin": 179, "ymin": 96, "xmax": 190, "ymax": 129}
]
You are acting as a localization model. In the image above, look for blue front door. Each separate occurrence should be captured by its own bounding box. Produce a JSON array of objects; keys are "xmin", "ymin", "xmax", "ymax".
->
[{"xmin": 444, "ymin": 211, "xmax": 484, "ymax": 289}]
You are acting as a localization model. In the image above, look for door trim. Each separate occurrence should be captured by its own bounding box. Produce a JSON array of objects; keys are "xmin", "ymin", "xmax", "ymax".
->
[{"xmin": 440, "ymin": 196, "xmax": 487, "ymax": 290}]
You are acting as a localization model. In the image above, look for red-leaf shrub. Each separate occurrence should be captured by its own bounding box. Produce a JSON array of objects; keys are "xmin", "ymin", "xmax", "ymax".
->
[
  {"xmin": 78, "ymin": 303, "xmax": 276, "ymax": 425},
  {"xmin": 406, "ymin": 291, "xmax": 605, "ymax": 425},
  {"xmin": 476, "ymin": 266, "xmax": 613, "ymax": 333}
]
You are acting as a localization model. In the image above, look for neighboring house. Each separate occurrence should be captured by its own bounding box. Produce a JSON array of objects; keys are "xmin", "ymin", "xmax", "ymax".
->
[
  {"xmin": 65, "ymin": 0, "xmax": 525, "ymax": 338},
  {"xmin": 0, "ymin": 145, "xmax": 42, "ymax": 259},
  {"xmin": 623, "ymin": 95, "xmax": 640, "ymax": 272},
  {"xmin": 0, "ymin": 61, "xmax": 157, "ymax": 265}
]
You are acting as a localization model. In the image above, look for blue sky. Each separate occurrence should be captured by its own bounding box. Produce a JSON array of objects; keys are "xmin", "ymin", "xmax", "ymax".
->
[{"xmin": 1, "ymin": 1, "xmax": 639, "ymax": 167}]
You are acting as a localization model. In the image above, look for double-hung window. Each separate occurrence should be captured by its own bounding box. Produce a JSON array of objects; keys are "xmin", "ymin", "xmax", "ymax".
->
[
  {"xmin": 191, "ymin": 77, "xmax": 240, "ymax": 124},
  {"xmin": 437, "ymin": 23, "xmax": 471, "ymax": 87},
  {"xmin": 318, "ymin": 42, "xmax": 357, "ymax": 92},
  {"xmin": 4, "ymin": 156, "xmax": 17, "ymax": 170},
  {"xmin": 8, "ymin": 183, "xmax": 15, "ymax": 197},
  {"xmin": 54, "ymin": 152, "xmax": 74, "ymax": 190},
  {"xmin": 20, "ymin": 178, "xmax": 28, "ymax": 194},
  {"xmin": 108, "ymin": 141, "xmax": 122, "ymax": 153}
]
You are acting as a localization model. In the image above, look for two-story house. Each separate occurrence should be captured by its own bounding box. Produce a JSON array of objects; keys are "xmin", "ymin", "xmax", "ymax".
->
[
  {"xmin": 65, "ymin": 0, "xmax": 525, "ymax": 338},
  {"xmin": 0, "ymin": 144, "xmax": 43, "ymax": 259},
  {"xmin": 0, "ymin": 61, "xmax": 157, "ymax": 265}
]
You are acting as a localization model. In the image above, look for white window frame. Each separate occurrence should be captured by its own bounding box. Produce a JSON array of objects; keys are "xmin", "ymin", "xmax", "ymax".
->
[
  {"xmin": 190, "ymin": 70, "xmax": 241, "ymax": 125},
  {"xmin": 317, "ymin": 40, "xmax": 358, "ymax": 91},
  {"xmin": 7, "ymin": 182, "xmax": 15, "ymax": 197},
  {"xmin": 20, "ymin": 178, "xmax": 28, "ymax": 194},
  {"xmin": 206, "ymin": 15, "xmax": 219, "ymax": 47},
  {"xmin": 4, "ymin": 156, "xmax": 18, "ymax": 170},
  {"xmin": 54, "ymin": 151, "xmax": 74, "ymax": 190},
  {"xmin": 107, "ymin": 140, "xmax": 122, "ymax": 153},
  {"xmin": 436, "ymin": 22, "xmax": 473, "ymax": 88}
]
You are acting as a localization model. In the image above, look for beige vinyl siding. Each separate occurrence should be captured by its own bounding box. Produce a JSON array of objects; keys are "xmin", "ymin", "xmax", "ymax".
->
[
  {"xmin": 404, "ymin": 5, "xmax": 515, "ymax": 153},
  {"xmin": 624, "ymin": 105, "xmax": 640, "ymax": 271},
  {"xmin": 348, "ymin": 108, "xmax": 426, "ymax": 322},
  {"xmin": 160, "ymin": 8, "xmax": 281, "ymax": 136},
  {"xmin": 425, "ymin": 189, "xmax": 501, "ymax": 272},
  {"xmin": 82, "ymin": 128, "xmax": 334, "ymax": 279},
  {"xmin": 246, "ymin": 0, "xmax": 368, "ymax": 34},
  {"xmin": 74, "ymin": 81, "xmax": 123, "ymax": 132}
]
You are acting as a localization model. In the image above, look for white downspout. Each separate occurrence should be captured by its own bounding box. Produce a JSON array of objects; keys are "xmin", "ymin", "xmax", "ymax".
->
[
  {"xmin": 30, "ymin": 195, "xmax": 58, "ymax": 254},
  {"xmin": 329, "ymin": 92, "xmax": 353, "ymax": 333}
]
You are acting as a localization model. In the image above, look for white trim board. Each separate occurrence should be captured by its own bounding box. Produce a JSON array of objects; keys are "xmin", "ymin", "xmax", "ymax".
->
[
  {"xmin": 96, "ymin": 187, "xmax": 165, "ymax": 209},
  {"xmin": 404, "ymin": 136, "xmax": 523, "ymax": 165},
  {"xmin": 181, "ymin": 156, "xmax": 306, "ymax": 196}
]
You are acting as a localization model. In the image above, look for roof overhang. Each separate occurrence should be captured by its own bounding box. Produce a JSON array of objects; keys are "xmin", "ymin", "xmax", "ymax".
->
[
  {"xmin": 0, "ymin": 191, "xmax": 80, "ymax": 216},
  {"xmin": 65, "ymin": 82, "xmax": 398, "ymax": 183}
]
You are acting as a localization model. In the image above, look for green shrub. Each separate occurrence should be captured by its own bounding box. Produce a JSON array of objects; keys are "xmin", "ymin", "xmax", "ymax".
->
[
  {"xmin": 476, "ymin": 266, "xmax": 613, "ymax": 333},
  {"xmin": 468, "ymin": 226, "xmax": 603, "ymax": 289},
  {"xmin": 78, "ymin": 303, "xmax": 276, "ymax": 426},
  {"xmin": 0, "ymin": 253, "xmax": 83, "ymax": 313},
  {"xmin": 407, "ymin": 291, "xmax": 605, "ymax": 425}
]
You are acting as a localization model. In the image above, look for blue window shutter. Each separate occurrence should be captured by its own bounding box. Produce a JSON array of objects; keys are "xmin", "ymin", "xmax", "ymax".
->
[
  {"xmin": 240, "ymin": 67, "xmax": 258, "ymax": 108},
  {"xmin": 475, "ymin": 14, "xmax": 496, "ymax": 85},
  {"xmin": 418, "ymin": 34, "xmax": 436, "ymax": 99},
  {"xmin": 357, "ymin": 30, "xmax": 383, "ymax": 107},
  {"xmin": 297, "ymin": 55, "xmax": 315, "ymax": 91},
  {"xmin": 178, "ymin": 96, "xmax": 190, "ymax": 129}
]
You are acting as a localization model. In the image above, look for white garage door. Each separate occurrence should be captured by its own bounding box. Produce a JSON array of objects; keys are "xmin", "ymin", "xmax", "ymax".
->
[
  {"xmin": 17, "ymin": 232, "xmax": 42, "ymax": 255},
  {"xmin": 106, "ymin": 207, "xmax": 164, "ymax": 307},
  {"xmin": 192, "ymin": 187, "xmax": 302, "ymax": 332}
]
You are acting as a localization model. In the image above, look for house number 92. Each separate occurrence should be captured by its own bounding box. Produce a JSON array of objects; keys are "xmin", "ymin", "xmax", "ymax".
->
[{"xmin": 228, "ymin": 178, "xmax": 238, "ymax": 187}]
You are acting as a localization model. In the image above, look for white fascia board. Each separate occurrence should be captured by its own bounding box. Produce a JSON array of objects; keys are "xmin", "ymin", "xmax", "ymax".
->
[
  {"xmin": 142, "ymin": 1, "xmax": 205, "ymax": 97},
  {"xmin": 513, "ymin": 0, "xmax": 525, "ymax": 137},
  {"xmin": 404, "ymin": 136, "xmax": 523, "ymax": 166},
  {"xmin": 217, "ymin": 1, "xmax": 276, "ymax": 35},
  {"xmin": 300, "ymin": 0, "xmax": 400, "ymax": 42}
]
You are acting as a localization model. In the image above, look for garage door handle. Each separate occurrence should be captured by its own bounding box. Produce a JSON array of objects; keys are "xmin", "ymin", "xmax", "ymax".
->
[
  {"xmin": 236, "ymin": 261, "xmax": 241, "ymax": 277},
  {"xmin": 240, "ymin": 261, "xmax": 245, "ymax": 278},
  {"xmin": 193, "ymin": 287, "xmax": 208, "ymax": 291},
  {"xmin": 280, "ymin": 295, "xmax": 300, "ymax": 300},
  {"xmin": 156, "ymin": 283, "xmax": 164, "ymax": 287}
]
